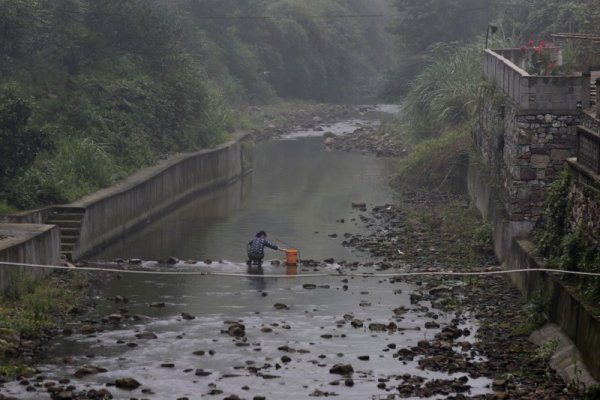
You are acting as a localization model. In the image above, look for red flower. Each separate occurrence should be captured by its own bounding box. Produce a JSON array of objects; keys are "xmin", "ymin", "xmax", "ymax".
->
[
  {"xmin": 539, "ymin": 40, "xmax": 545, "ymax": 48},
  {"xmin": 528, "ymin": 39, "xmax": 534, "ymax": 47}
]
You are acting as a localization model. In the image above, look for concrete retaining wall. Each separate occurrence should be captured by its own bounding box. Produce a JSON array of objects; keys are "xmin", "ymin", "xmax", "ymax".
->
[
  {"xmin": 0, "ymin": 208, "xmax": 53, "ymax": 225},
  {"xmin": 0, "ymin": 224, "xmax": 61, "ymax": 291},
  {"xmin": 72, "ymin": 137, "xmax": 250, "ymax": 259},
  {"xmin": 468, "ymin": 161, "xmax": 600, "ymax": 380},
  {"xmin": 484, "ymin": 49, "xmax": 585, "ymax": 112},
  {"xmin": 0, "ymin": 134, "xmax": 252, "ymax": 263},
  {"xmin": 507, "ymin": 239, "xmax": 600, "ymax": 380}
]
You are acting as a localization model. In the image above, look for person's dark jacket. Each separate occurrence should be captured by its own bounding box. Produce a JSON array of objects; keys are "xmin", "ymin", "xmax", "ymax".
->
[{"xmin": 247, "ymin": 237, "xmax": 278, "ymax": 259}]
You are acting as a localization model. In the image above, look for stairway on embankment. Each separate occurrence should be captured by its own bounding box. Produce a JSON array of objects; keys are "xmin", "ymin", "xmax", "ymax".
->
[{"xmin": 45, "ymin": 208, "xmax": 85, "ymax": 261}]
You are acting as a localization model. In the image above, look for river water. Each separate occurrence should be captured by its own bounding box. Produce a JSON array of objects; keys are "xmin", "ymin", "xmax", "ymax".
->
[{"xmin": 2, "ymin": 107, "xmax": 493, "ymax": 399}]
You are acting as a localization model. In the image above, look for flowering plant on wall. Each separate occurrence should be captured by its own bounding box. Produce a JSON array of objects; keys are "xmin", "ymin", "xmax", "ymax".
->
[{"xmin": 520, "ymin": 40, "xmax": 560, "ymax": 75}]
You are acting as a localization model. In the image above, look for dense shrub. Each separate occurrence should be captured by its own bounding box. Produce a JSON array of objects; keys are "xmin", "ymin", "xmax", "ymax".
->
[{"xmin": 0, "ymin": 0, "xmax": 391, "ymax": 210}]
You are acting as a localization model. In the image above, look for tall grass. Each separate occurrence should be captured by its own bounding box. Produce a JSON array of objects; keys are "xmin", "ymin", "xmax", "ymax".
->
[
  {"xmin": 389, "ymin": 42, "xmax": 486, "ymax": 190},
  {"xmin": 400, "ymin": 42, "xmax": 484, "ymax": 142}
]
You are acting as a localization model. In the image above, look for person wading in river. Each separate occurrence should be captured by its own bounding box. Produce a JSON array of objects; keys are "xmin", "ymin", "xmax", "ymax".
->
[{"xmin": 247, "ymin": 231, "xmax": 286, "ymax": 268}]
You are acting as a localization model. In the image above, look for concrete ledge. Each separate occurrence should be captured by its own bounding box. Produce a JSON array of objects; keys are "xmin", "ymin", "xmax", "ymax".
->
[
  {"xmin": 531, "ymin": 323, "xmax": 597, "ymax": 389},
  {"xmin": 0, "ymin": 224, "xmax": 61, "ymax": 291},
  {"xmin": 509, "ymin": 239, "xmax": 600, "ymax": 380}
]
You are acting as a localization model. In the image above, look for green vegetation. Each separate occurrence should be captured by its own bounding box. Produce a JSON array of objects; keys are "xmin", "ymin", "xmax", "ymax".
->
[
  {"xmin": 511, "ymin": 288, "xmax": 553, "ymax": 336},
  {"xmin": 0, "ymin": 272, "xmax": 87, "ymax": 339},
  {"xmin": 0, "ymin": 271, "xmax": 88, "ymax": 377},
  {"xmin": 389, "ymin": 42, "xmax": 484, "ymax": 191},
  {"xmin": 384, "ymin": 0, "xmax": 600, "ymax": 100},
  {"xmin": 0, "ymin": 0, "xmax": 391, "ymax": 210},
  {"xmin": 535, "ymin": 172, "xmax": 600, "ymax": 302},
  {"xmin": 384, "ymin": 0, "xmax": 600, "ymax": 191}
]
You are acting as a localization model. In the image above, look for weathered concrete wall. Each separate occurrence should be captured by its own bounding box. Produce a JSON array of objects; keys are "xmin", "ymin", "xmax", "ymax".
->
[
  {"xmin": 0, "ymin": 208, "xmax": 53, "ymax": 225},
  {"xmin": 467, "ymin": 163, "xmax": 534, "ymax": 262},
  {"xmin": 484, "ymin": 49, "xmax": 585, "ymax": 112},
  {"xmin": 0, "ymin": 224, "xmax": 61, "ymax": 290},
  {"xmin": 507, "ymin": 239, "xmax": 600, "ymax": 380},
  {"xmin": 72, "ymin": 137, "xmax": 250, "ymax": 259},
  {"xmin": 468, "ymin": 162, "xmax": 600, "ymax": 380}
]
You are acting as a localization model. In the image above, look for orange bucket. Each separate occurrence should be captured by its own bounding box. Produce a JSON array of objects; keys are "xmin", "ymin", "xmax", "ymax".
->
[{"xmin": 285, "ymin": 249, "xmax": 299, "ymax": 266}]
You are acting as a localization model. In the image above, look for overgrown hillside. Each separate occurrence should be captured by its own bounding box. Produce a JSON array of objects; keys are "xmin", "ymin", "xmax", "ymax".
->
[{"xmin": 0, "ymin": 0, "xmax": 392, "ymax": 210}]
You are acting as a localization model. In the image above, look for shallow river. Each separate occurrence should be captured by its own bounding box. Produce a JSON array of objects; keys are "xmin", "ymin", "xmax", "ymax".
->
[{"xmin": 2, "ymin": 107, "xmax": 493, "ymax": 399}]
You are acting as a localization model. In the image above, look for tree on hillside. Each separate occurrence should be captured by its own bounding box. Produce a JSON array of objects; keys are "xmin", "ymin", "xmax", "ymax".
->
[
  {"xmin": 383, "ymin": 0, "xmax": 497, "ymax": 98},
  {"xmin": 389, "ymin": 0, "xmax": 497, "ymax": 52},
  {"xmin": 0, "ymin": 92, "xmax": 51, "ymax": 182},
  {"xmin": 496, "ymin": 0, "xmax": 600, "ymax": 42}
]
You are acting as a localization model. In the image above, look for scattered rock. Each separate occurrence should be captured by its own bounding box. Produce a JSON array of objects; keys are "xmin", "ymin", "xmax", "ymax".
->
[
  {"xmin": 166, "ymin": 257, "xmax": 179, "ymax": 265},
  {"xmin": 74, "ymin": 365, "xmax": 107, "ymax": 378},
  {"xmin": 181, "ymin": 313, "xmax": 195, "ymax": 320},
  {"xmin": 226, "ymin": 323, "xmax": 246, "ymax": 338},
  {"xmin": 329, "ymin": 364, "xmax": 353, "ymax": 375},
  {"xmin": 135, "ymin": 331, "xmax": 157, "ymax": 340},
  {"xmin": 115, "ymin": 377, "xmax": 141, "ymax": 390}
]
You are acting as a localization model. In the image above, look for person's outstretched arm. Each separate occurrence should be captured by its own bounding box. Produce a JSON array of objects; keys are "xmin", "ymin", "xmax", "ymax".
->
[{"xmin": 264, "ymin": 240, "xmax": 279, "ymax": 251}]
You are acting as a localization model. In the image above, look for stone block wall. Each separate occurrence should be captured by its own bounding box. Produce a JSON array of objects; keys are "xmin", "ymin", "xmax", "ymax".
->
[
  {"xmin": 477, "ymin": 91, "xmax": 580, "ymax": 222},
  {"xmin": 507, "ymin": 111, "xmax": 579, "ymax": 220}
]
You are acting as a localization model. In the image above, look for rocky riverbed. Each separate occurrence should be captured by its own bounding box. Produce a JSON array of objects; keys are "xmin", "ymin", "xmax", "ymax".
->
[
  {"xmin": 0, "ymin": 106, "xmax": 583, "ymax": 399},
  {"xmin": 250, "ymin": 103, "xmax": 405, "ymax": 157}
]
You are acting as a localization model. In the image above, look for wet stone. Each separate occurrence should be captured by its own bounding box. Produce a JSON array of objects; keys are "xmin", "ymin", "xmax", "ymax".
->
[
  {"xmin": 226, "ymin": 323, "xmax": 246, "ymax": 338},
  {"xmin": 368, "ymin": 323, "xmax": 387, "ymax": 332},
  {"xmin": 73, "ymin": 365, "xmax": 107, "ymax": 378},
  {"xmin": 350, "ymin": 319, "xmax": 363, "ymax": 328},
  {"xmin": 135, "ymin": 331, "xmax": 157, "ymax": 340},
  {"xmin": 195, "ymin": 369, "xmax": 212, "ymax": 377},
  {"xmin": 181, "ymin": 313, "xmax": 195, "ymax": 320},
  {"xmin": 79, "ymin": 325, "xmax": 97, "ymax": 335},
  {"xmin": 114, "ymin": 377, "xmax": 141, "ymax": 390},
  {"xmin": 329, "ymin": 363, "xmax": 354, "ymax": 375}
]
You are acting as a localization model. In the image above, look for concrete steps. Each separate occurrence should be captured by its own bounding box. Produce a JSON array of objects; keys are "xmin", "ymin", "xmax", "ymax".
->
[{"xmin": 46, "ymin": 209, "xmax": 85, "ymax": 261}]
